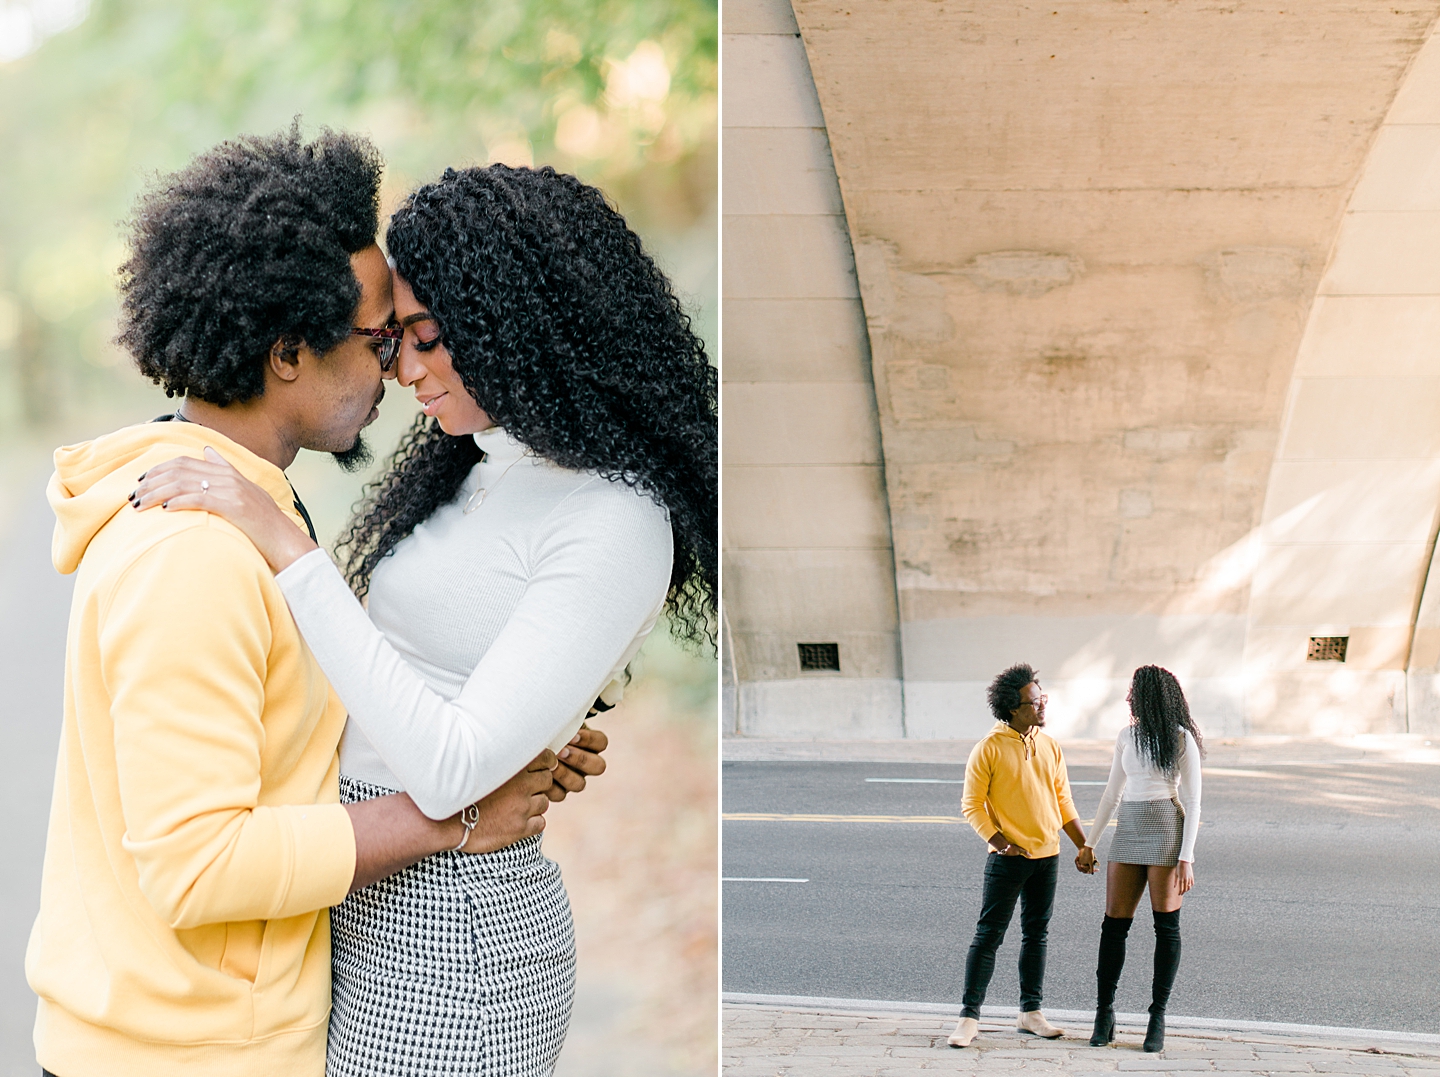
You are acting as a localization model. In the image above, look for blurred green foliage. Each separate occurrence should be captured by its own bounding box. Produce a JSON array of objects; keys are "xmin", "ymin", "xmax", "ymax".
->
[{"xmin": 0, "ymin": 0, "xmax": 716, "ymax": 432}]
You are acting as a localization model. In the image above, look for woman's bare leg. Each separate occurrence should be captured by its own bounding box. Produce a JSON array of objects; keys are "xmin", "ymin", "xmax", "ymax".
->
[
  {"xmin": 1147, "ymin": 865, "xmax": 1184, "ymax": 912},
  {"xmin": 1104, "ymin": 861, "xmax": 1148, "ymax": 917}
]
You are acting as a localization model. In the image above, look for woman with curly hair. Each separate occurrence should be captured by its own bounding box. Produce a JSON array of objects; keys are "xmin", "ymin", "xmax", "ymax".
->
[
  {"xmin": 1080, "ymin": 665, "xmax": 1203, "ymax": 1054},
  {"xmin": 134, "ymin": 163, "xmax": 716, "ymax": 1075}
]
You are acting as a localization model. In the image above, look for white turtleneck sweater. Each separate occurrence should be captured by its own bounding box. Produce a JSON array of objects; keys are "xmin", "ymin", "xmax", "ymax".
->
[
  {"xmin": 1088, "ymin": 725, "xmax": 1203, "ymax": 863},
  {"xmin": 274, "ymin": 427, "xmax": 674, "ymax": 820}
]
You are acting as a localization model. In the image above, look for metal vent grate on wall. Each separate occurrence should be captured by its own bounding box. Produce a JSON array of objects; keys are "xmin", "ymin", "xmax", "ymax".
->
[
  {"xmin": 798, "ymin": 642, "xmax": 841, "ymax": 672},
  {"xmin": 1307, "ymin": 636, "xmax": 1348, "ymax": 662}
]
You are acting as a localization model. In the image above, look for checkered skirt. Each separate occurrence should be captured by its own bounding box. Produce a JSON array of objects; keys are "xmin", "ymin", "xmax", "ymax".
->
[
  {"xmin": 1107, "ymin": 797, "xmax": 1184, "ymax": 867},
  {"xmin": 327, "ymin": 775, "xmax": 576, "ymax": 1077}
]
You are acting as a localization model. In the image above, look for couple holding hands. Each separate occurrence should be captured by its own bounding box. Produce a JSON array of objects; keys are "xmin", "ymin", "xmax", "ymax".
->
[{"xmin": 949, "ymin": 663, "xmax": 1204, "ymax": 1055}]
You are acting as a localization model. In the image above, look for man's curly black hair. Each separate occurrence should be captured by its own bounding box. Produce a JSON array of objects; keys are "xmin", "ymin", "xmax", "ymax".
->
[
  {"xmin": 336, "ymin": 164, "xmax": 718, "ymax": 647},
  {"xmin": 117, "ymin": 123, "xmax": 383, "ymax": 405},
  {"xmin": 988, "ymin": 663, "xmax": 1039, "ymax": 723}
]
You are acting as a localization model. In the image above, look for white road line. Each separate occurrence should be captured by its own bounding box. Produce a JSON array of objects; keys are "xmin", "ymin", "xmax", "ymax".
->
[
  {"xmin": 865, "ymin": 778, "xmax": 964, "ymax": 784},
  {"xmin": 725, "ymin": 813, "xmax": 964, "ymax": 824},
  {"xmin": 723, "ymin": 877, "xmax": 809, "ymax": 883},
  {"xmin": 863, "ymin": 778, "xmax": 1109, "ymax": 785},
  {"xmin": 723, "ymin": 812, "xmax": 1120, "ymax": 827}
]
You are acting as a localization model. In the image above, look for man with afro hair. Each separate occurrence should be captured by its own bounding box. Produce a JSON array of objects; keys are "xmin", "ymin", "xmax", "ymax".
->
[
  {"xmin": 26, "ymin": 125, "xmax": 591, "ymax": 1077},
  {"xmin": 947, "ymin": 663, "xmax": 1094, "ymax": 1048}
]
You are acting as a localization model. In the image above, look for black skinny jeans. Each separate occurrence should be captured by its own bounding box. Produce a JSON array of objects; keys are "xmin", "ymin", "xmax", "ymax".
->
[{"xmin": 960, "ymin": 853, "xmax": 1058, "ymax": 1018}]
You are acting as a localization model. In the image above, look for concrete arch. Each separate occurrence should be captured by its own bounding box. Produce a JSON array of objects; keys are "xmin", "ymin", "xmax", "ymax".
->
[
  {"xmin": 721, "ymin": 0, "xmax": 904, "ymax": 736},
  {"xmin": 1249, "ymin": 25, "xmax": 1440, "ymax": 733},
  {"xmin": 725, "ymin": 2, "xmax": 1440, "ymax": 739}
]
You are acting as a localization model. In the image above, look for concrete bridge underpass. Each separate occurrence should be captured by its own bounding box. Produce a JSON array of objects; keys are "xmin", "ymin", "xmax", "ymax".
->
[{"xmin": 723, "ymin": 0, "xmax": 1440, "ymax": 740}]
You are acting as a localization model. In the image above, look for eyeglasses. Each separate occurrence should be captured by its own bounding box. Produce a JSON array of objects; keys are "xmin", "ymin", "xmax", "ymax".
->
[{"xmin": 352, "ymin": 326, "xmax": 403, "ymax": 372}]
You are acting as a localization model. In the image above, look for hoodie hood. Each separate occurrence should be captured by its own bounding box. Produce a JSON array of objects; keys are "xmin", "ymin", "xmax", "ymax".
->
[
  {"xmin": 990, "ymin": 719, "xmax": 1043, "ymax": 760},
  {"xmin": 48, "ymin": 421, "xmax": 300, "ymax": 574}
]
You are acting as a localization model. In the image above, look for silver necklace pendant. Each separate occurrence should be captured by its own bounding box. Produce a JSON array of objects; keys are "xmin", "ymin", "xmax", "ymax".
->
[{"xmin": 463, "ymin": 448, "xmax": 530, "ymax": 515}]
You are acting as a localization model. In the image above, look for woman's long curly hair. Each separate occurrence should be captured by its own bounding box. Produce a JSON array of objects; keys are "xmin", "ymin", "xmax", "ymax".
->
[
  {"xmin": 336, "ymin": 164, "xmax": 717, "ymax": 646},
  {"xmin": 1128, "ymin": 665, "xmax": 1205, "ymax": 775}
]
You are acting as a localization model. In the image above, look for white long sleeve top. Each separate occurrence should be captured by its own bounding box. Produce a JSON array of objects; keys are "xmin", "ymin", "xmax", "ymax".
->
[
  {"xmin": 1088, "ymin": 725, "xmax": 1202, "ymax": 863},
  {"xmin": 274, "ymin": 427, "xmax": 674, "ymax": 820}
]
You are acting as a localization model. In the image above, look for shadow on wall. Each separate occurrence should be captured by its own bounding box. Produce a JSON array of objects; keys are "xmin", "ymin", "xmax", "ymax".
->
[
  {"xmin": 900, "ymin": 615, "xmax": 1248, "ymax": 743},
  {"xmin": 900, "ymin": 475, "xmax": 1437, "ymax": 740}
]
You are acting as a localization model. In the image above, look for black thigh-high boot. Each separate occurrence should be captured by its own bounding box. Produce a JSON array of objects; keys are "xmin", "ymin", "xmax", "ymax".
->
[
  {"xmin": 1090, "ymin": 915, "xmax": 1132, "ymax": 1046},
  {"xmin": 1145, "ymin": 908, "xmax": 1182, "ymax": 1052}
]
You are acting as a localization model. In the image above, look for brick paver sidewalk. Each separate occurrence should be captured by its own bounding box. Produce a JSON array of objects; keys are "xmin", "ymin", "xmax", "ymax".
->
[{"xmin": 724, "ymin": 1004, "xmax": 1440, "ymax": 1076}]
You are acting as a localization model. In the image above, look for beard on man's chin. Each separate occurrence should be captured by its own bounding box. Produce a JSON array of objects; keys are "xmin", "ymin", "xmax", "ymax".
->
[{"xmin": 332, "ymin": 435, "xmax": 374, "ymax": 474}]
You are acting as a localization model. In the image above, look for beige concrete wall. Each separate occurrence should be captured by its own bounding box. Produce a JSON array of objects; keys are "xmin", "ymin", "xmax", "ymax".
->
[
  {"xmin": 782, "ymin": 1, "xmax": 1440, "ymax": 738},
  {"xmin": 1246, "ymin": 22, "xmax": 1440, "ymax": 735},
  {"xmin": 721, "ymin": 0, "xmax": 903, "ymax": 737}
]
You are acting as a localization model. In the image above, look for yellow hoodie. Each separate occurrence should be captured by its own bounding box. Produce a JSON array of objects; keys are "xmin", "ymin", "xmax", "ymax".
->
[
  {"xmin": 961, "ymin": 721, "xmax": 1078, "ymax": 858},
  {"xmin": 26, "ymin": 421, "xmax": 356, "ymax": 1077}
]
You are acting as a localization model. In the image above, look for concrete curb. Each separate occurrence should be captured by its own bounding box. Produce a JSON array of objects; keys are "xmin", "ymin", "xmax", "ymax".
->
[{"xmin": 724, "ymin": 993, "xmax": 1440, "ymax": 1055}]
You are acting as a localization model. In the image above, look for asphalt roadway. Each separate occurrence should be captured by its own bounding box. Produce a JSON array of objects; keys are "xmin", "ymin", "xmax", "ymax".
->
[
  {"xmin": 0, "ymin": 457, "xmax": 73, "ymax": 1076},
  {"xmin": 722, "ymin": 757, "xmax": 1440, "ymax": 1034}
]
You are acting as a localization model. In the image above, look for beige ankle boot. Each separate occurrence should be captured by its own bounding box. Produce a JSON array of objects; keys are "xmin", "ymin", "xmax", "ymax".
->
[
  {"xmin": 947, "ymin": 1016, "xmax": 980, "ymax": 1047},
  {"xmin": 1016, "ymin": 1010, "xmax": 1064, "ymax": 1038}
]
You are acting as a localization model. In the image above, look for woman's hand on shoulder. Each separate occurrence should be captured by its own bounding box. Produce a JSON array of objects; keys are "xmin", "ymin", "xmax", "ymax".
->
[{"xmin": 130, "ymin": 446, "xmax": 318, "ymax": 573}]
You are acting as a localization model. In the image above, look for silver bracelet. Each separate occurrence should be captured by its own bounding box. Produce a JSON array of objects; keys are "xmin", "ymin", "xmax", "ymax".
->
[{"xmin": 452, "ymin": 803, "xmax": 481, "ymax": 851}]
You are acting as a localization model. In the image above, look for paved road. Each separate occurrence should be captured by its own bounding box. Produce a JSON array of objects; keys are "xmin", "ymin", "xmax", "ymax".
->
[
  {"xmin": 0, "ymin": 458, "xmax": 73, "ymax": 1076},
  {"xmin": 722, "ymin": 759, "xmax": 1440, "ymax": 1034}
]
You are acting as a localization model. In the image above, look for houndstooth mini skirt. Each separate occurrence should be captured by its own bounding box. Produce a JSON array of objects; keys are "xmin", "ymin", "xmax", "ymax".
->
[
  {"xmin": 1108, "ymin": 797, "xmax": 1184, "ymax": 867},
  {"xmin": 327, "ymin": 775, "xmax": 576, "ymax": 1077}
]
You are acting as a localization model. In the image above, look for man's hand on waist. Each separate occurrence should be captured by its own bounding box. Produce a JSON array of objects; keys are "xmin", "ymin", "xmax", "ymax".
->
[
  {"xmin": 988, "ymin": 831, "xmax": 1026, "ymax": 856},
  {"xmin": 548, "ymin": 724, "xmax": 609, "ymax": 802},
  {"xmin": 459, "ymin": 752, "xmax": 554, "ymax": 853}
]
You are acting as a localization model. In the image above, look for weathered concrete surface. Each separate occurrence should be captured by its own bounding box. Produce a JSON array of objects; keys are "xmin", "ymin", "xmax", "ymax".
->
[
  {"xmin": 725, "ymin": 1, "xmax": 1440, "ymax": 737},
  {"xmin": 1254, "ymin": 25, "xmax": 1440, "ymax": 735},
  {"xmin": 722, "ymin": 0, "xmax": 904, "ymax": 737}
]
